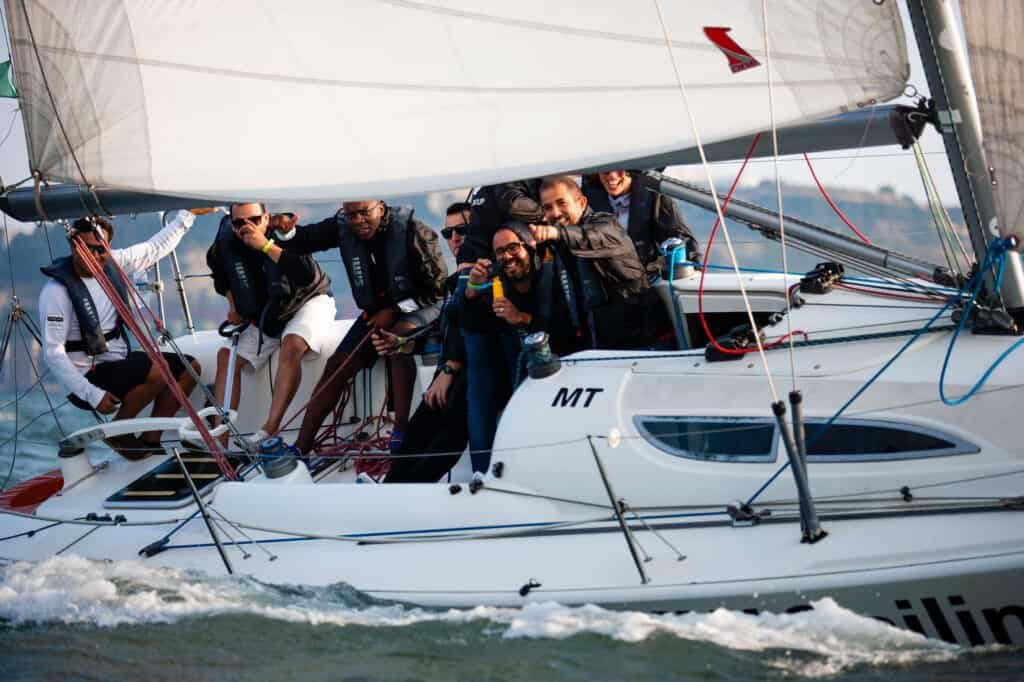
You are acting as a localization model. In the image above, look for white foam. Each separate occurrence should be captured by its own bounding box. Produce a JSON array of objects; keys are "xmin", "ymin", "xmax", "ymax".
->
[{"xmin": 0, "ymin": 557, "xmax": 963, "ymax": 676}]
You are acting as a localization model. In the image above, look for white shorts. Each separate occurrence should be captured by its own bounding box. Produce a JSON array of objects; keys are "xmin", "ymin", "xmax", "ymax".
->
[{"xmin": 225, "ymin": 294, "xmax": 337, "ymax": 370}]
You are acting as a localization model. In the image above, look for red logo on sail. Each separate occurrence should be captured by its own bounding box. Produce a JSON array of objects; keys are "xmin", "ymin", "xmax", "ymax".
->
[{"xmin": 704, "ymin": 27, "xmax": 760, "ymax": 74}]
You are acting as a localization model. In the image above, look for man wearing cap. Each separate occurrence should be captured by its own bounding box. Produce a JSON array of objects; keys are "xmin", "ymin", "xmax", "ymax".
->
[{"xmin": 38, "ymin": 209, "xmax": 215, "ymax": 458}]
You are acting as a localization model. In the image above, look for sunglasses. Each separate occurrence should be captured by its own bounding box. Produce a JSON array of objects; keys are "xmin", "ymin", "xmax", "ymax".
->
[
  {"xmin": 84, "ymin": 244, "xmax": 108, "ymax": 256},
  {"xmin": 494, "ymin": 242, "xmax": 525, "ymax": 259},
  {"xmin": 441, "ymin": 224, "xmax": 469, "ymax": 239},
  {"xmin": 231, "ymin": 214, "xmax": 265, "ymax": 229}
]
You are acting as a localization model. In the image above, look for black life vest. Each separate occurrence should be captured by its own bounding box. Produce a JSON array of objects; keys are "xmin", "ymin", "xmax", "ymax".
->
[
  {"xmin": 40, "ymin": 256, "xmax": 129, "ymax": 356},
  {"xmin": 215, "ymin": 217, "xmax": 332, "ymax": 338},
  {"xmin": 337, "ymin": 205, "xmax": 417, "ymax": 314},
  {"xmin": 583, "ymin": 179, "xmax": 670, "ymax": 276},
  {"xmin": 215, "ymin": 217, "xmax": 268, "ymax": 321}
]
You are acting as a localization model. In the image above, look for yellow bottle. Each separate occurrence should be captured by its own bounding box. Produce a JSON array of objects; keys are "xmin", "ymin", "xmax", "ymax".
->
[{"xmin": 492, "ymin": 276, "xmax": 504, "ymax": 299}]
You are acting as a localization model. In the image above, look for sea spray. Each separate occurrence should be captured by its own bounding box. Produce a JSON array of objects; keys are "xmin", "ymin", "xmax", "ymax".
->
[{"xmin": 0, "ymin": 556, "xmax": 966, "ymax": 676}]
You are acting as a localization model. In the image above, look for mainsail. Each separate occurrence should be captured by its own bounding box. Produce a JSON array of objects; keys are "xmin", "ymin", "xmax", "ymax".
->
[
  {"xmin": 962, "ymin": 0, "xmax": 1024, "ymax": 238},
  {"xmin": 5, "ymin": 0, "xmax": 908, "ymax": 202}
]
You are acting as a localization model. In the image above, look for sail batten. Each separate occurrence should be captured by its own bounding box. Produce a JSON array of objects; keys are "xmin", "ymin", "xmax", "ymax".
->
[{"xmin": 5, "ymin": 0, "xmax": 908, "ymax": 202}]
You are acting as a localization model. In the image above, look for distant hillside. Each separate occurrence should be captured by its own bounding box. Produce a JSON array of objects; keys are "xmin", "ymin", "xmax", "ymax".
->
[{"xmin": 0, "ymin": 182, "xmax": 967, "ymax": 389}]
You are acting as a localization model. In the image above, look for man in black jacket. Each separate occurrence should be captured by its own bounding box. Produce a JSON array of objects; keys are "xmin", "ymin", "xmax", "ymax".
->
[
  {"xmin": 207, "ymin": 202, "xmax": 336, "ymax": 445},
  {"xmin": 458, "ymin": 181, "xmax": 544, "ymax": 264},
  {"xmin": 582, "ymin": 170, "xmax": 699, "ymax": 280},
  {"xmin": 460, "ymin": 220, "xmax": 584, "ymax": 478},
  {"xmin": 534, "ymin": 175, "xmax": 656, "ymax": 350},
  {"xmin": 270, "ymin": 201, "xmax": 447, "ymax": 456}
]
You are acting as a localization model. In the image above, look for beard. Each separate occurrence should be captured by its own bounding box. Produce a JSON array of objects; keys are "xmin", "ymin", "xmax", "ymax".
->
[{"xmin": 502, "ymin": 257, "xmax": 531, "ymax": 282}]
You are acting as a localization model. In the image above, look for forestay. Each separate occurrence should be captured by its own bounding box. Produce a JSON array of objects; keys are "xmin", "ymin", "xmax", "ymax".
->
[
  {"xmin": 962, "ymin": 0, "xmax": 1024, "ymax": 238},
  {"xmin": 6, "ymin": 0, "xmax": 907, "ymax": 201}
]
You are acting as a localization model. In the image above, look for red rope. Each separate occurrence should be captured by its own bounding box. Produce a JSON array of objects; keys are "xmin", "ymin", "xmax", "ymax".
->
[
  {"xmin": 803, "ymin": 153, "xmax": 872, "ymax": 245},
  {"xmin": 71, "ymin": 238, "xmax": 237, "ymax": 480},
  {"xmin": 277, "ymin": 327, "xmax": 376, "ymax": 433},
  {"xmin": 697, "ymin": 132, "xmax": 800, "ymax": 356}
]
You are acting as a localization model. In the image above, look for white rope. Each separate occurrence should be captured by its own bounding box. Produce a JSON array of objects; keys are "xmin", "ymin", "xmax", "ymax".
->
[
  {"xmin": 760, "ymin": 0, "xmax": 798, "ymax": 392},
  {"xmin": 651, "ymin": 0, "xmax": 779, "ymax": 403}
]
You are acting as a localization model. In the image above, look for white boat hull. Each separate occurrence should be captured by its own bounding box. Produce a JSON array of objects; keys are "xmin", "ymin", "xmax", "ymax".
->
[{"xmin": 2, "ymin": 273, "xmax": 1022, "ymax": 647}]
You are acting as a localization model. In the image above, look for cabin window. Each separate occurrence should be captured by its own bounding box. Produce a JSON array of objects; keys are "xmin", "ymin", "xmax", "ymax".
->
[
  {"xmin": 803, "ymin": 419, "xmax": 979, "ymax": 461},
  {"xmin": 634, "ymin": 416, "xmax": 777, "ymax": 463}
]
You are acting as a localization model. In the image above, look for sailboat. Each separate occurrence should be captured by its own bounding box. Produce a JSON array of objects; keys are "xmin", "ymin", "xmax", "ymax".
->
[{"xmin": 0, "ymin": 0, "xmax": 1022, "ymax": 648}]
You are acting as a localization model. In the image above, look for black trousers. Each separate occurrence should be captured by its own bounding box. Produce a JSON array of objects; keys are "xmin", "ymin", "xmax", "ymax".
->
[{"xmin": 385, "ymin": 371, "xmax": 469, "ymax": 483}]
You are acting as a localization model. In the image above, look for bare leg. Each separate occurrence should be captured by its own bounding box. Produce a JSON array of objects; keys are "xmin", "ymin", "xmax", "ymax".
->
[
  {"xmin": 294, "ymin": 344, "xmax": 369, "ymax": 454},
  {"xmin": 388, "ymin": 321, "xmax": 418, "ymax": 432},
  {"xmin": 262, "ymin": 334, "xmax": 310, "ymax": 435}
]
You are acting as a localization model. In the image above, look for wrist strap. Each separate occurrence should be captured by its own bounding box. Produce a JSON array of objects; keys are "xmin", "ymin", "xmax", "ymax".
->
[
  {"xmin": 262, "ymin": 239, "xmax": 275, "ymax": 254},
  {"xmin": 466, "ymin": 280, "xmax": 492, "ymax": 291}
]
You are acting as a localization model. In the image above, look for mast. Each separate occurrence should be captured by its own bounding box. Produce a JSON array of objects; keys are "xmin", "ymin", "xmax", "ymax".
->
[{"xmin": 906, "ymin": 0, "xmax": 1024, "ymax": 313}]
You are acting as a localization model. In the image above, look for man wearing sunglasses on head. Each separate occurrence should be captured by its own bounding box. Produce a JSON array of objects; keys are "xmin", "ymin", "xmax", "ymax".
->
[
  {"xmin": 268, "ymin": 199, "xmax": 447, "ymax": 457},
  {"xmin": 205, "ymin": 202, "xmax": 336, "ymax": 447},
  {"xmin": 38, "ymin": 209, "xmax": 215, "ymax": 459}
]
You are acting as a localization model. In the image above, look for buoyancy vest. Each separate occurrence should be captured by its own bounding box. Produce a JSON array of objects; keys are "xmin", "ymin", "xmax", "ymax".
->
[
  {"xmin": 40, "ymin": 256, "xmax": 129, "ymax": 356},
  {"xmin": 337, "ymin": 206, "xmax": 417, "ymax": 314},
  {"xmin": 215, "ymin": 217, "xmax": 331, "ymax": 338},
  {"xmin": 216, "ymin": 217, "xmax": 267, "ymax": 321},
  {"xmin": 583, "ymin": 181, "xmax": 660, "ymax": 271}
]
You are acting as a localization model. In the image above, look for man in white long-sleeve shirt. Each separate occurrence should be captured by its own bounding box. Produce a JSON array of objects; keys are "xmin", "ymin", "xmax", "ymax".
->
[{"xmin": 38, "ymin": 209, "xmax": 214, "ymax": 459}]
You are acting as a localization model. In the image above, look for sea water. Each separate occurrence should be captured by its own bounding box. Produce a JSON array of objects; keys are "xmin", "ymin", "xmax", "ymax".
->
[{"xmin": 1, "ymin": 392, "xmax": 1022, "ymax": 681}]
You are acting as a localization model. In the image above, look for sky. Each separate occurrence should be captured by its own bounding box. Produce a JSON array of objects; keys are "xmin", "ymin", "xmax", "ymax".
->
[{"xmin": 0, "ymin": 2, "xmax": 964, "ymax": 235}]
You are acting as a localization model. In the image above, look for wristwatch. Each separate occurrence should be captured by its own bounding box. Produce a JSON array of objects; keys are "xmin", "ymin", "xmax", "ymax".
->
[{"xmin": 440, "ymin": 363, "xmax": 459, "ymax": 376}]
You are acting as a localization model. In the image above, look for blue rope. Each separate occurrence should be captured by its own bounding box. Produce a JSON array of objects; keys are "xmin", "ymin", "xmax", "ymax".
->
[
  {"xmin": 745, "ymin": 237, "xmax": 1018, "ymax": 505},
  {"xmin": 939, "ymin": 239, "xmax": 1023, "ymax": 406}
]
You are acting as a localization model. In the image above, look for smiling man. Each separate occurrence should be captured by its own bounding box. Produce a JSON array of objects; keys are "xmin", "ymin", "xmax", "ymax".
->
[
  {"xmin": 39, "ymin": 210, "xmax": 213, "ymax": 458},
  {"xmin": 269, "ymin": 200, "xmax": 447, "ymax": 456},
  {"xmin": 532, "ymin": 175, "xmax": 655, "ymax": 350},
  {"xmin": 582, "ymin": 169, "xmax": 699, "ymax": 280}
]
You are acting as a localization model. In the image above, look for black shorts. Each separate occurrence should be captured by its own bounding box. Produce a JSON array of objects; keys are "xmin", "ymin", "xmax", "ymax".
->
[{"xmin": 67, "ymin": 351, "xmax": 193, "ymax": 411}]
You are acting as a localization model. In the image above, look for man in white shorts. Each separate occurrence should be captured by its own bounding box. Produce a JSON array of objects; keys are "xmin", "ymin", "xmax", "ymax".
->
[{"xmin": 206, "ymin": 202, "xmax": 336, "ymax": 446}]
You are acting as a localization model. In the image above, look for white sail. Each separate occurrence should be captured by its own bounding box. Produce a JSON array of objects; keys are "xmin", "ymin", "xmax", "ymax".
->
[
  {"xmin": 962, "ymin": 0, "xmax": 1024, "ymax": 238},
  {"xmin": 5, "ymin": 0, "xmax": 907, "ymax": 202}
]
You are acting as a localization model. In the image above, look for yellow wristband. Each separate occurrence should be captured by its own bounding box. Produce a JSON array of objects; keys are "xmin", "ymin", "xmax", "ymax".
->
[{"xmin": 261, "ymin": 239, "xmax": 275, "ymax": 254}]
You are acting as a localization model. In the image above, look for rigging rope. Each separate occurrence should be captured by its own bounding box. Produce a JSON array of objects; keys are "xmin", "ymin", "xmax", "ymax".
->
[
  {"xmin": 652, "ymin": 0, "xmax": 779, "ymax": 403},
  {"xmin": 745, "ymin": 236, "xmax": 1019, "ymax": 505},
  {"xmin": 760, "ymin": 0, "xmax": 798, "ymax": 392},
  {"xmin": 803, "ymin": 153, "xmax": 872, "ymax": 244},
  {"xmin": 70, "ymin": 238, "xmax": 237, "ymax": 480}
]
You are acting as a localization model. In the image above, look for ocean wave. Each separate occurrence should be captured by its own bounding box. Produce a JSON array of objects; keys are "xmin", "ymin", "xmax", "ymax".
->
[{"xmin": 0, "ymin": 555, "xmax": 964, "ymax": 677}]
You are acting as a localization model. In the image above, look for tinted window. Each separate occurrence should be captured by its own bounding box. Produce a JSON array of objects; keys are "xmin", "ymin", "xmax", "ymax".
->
[
  {"xmin": 804, "ymin": 419, "xmax": 978, "ymax": 461},
  {"xmin": 635, "ymin": 417, "xmax": 777, "ymax": 463}
]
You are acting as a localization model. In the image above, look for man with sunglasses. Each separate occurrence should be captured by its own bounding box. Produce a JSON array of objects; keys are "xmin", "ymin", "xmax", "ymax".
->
[
  {"xmin": 268, "ymin": 199, "xmax": 447, "ymax": 457},
  {"xmin": 38, "ymin": 209, "xmax": 214, "ymax": 458},
  {"xmin": 205, "ymin": 202, "xmax": 336, "ymax": 447}
]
